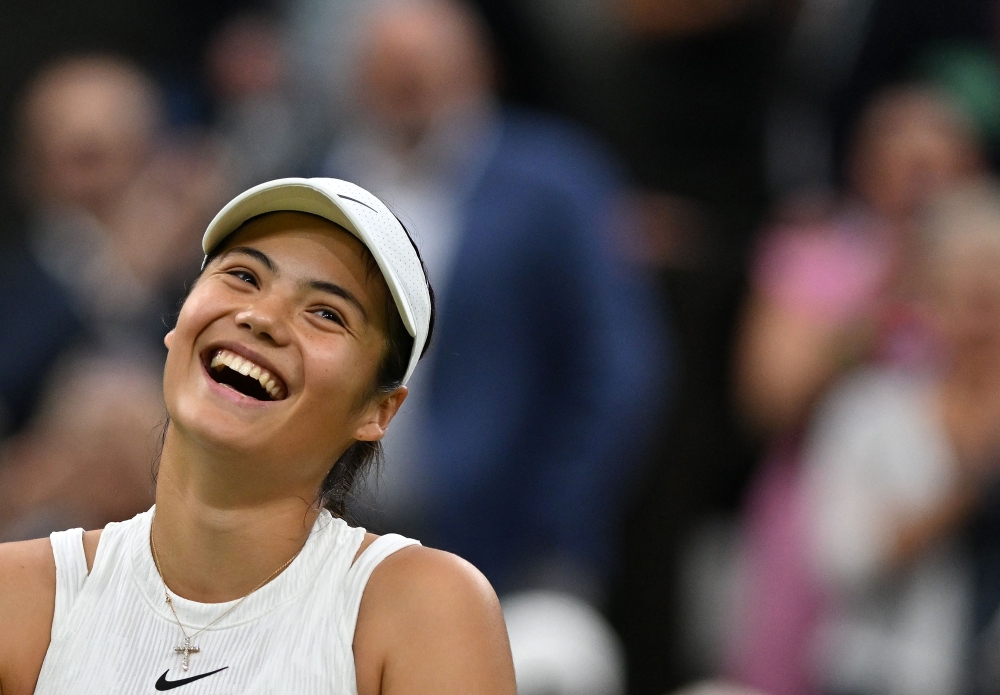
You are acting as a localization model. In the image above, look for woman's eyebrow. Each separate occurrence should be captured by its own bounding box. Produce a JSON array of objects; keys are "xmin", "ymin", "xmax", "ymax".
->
[
  {"xmin": 303, "ymin": 279, "xmax": 369, "ymax": 321},
  {"xmin": 220, "ymin": 246, "xmax": 279, "ymax": 274}
]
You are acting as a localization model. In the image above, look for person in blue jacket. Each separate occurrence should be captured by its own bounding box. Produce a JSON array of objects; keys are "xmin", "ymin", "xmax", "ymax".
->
[{"xmin": 325, "ymin": 0, "xmax": 670, "ymax": 599}]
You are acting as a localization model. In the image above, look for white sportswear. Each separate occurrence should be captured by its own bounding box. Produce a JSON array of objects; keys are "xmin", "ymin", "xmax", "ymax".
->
[{"xmin": 34, "ymin": 507, "xmax": 419, "ymax": 694}]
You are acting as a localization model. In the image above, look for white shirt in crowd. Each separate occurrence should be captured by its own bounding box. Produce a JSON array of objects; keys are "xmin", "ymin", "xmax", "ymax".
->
[{"xmin": 804, "ymin": 369, "xmax": 971, "ymax": 695}]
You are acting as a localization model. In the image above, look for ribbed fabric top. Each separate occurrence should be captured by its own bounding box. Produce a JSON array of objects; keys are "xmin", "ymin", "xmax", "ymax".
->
[{"xmin": 34, "ymin": 507, "xmax": 419, "ymax": 694}]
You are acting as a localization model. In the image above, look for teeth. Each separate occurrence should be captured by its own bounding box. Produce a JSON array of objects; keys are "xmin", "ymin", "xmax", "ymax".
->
[
  {"xmin": 209, "ymin": 349, "xmax": 285, "ymax": 399},
  {"xmin": 264, "ymin": 378, "xmax": 280, "ymax": 398},
  {"xmin": 258, "ymin": 373, "xmax": 275, "ymax": 392}
]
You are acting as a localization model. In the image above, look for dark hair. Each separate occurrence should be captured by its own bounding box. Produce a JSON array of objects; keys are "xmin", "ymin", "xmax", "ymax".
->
[{"xmin": 172, "ymin": 212, "xmax": 436, "ymax": 519}]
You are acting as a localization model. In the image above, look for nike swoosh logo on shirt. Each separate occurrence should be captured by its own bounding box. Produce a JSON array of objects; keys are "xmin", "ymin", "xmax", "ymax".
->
[{"xmin": 154, "ymin": 667, "xmax": 228, "ymax": 690}]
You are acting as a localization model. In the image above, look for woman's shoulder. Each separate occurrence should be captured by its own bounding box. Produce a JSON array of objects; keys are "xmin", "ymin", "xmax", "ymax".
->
[
  {"xmin": 0, "ymin": 535, "xmax": 57, "ymax": 627},
  {"xmin": 354, "ymin": 533, "xmax": 499, "ymax": 625},
  {"xmin": 365, "ymin": 541, "xmax": 497, "ymax": 607},
  {"xmin": 353, "ymin": 539, "xmax": 516, "ymax": 695},
  {"xmin": 0, "ymin": 529, "xmax": 102, "ymax": 694},
  {"xmin": 0, "ymin": 534, "xmax": 56, "ymax": 596},
  {"xmin": 0, "ymin": 537, "xmax": 56, "ymax": 694}
]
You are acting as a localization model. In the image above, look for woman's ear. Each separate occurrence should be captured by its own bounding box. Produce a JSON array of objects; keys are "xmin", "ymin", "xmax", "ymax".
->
[
  {"xmin": 164, "ymin": 329, "xmax": 175, "ymax": 350},
  {"xmin": 354, "ymin": 387, "xmax": 408, "ymax": 442}
]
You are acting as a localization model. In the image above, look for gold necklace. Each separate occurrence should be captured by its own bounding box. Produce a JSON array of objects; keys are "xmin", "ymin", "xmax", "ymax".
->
[{"xmin": 149, "ymin": 520, "xmax": 300, "ymax": 672}]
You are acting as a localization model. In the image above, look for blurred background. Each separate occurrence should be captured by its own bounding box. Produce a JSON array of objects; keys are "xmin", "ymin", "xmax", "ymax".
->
[{"xmin": 5, "ymin": 1, "xmax": 1000, "ymax": 694}]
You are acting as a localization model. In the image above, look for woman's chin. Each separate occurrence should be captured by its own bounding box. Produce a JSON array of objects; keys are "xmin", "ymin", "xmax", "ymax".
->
[{"xmin": 169, "ymin": 397, "xmax": 282, "ymax": 455}]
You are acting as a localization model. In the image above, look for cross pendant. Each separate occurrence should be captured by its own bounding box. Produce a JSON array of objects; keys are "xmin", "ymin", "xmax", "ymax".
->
[{"xmin": 174, "ymin": 636, "xmax": 200, "ymax": 672}]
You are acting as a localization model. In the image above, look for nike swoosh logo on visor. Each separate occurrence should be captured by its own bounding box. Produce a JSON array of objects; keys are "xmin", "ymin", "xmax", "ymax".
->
[
  {"xmin": 336, "ymin": 194, "xmax": 378, "ymax": 213},
  {"xmin": 154, "ymin": 667, "xmax": 228, "ymax": 690}
]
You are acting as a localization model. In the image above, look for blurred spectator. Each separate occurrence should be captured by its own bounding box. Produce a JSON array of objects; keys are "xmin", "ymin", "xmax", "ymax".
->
[
  {"xmin": 205, "ymin": 11, "xmax": 310, "ymax": 192},
  {"xmin": 723, "ymin": 84, "xmax": 984, "ymax": 695},
  {"xmin": 17, "ymin": 56, "xmax": 160, "ymax": 228},
  {"xmin": 326, "ymin": 0, "xmax": 668, "ymax": 606},
  {"xmin": 830, "ymin": 0, "xmax": 996, "ymax": 170},
  {"xmin": 0, "ymin": 356, "xmax": 162, "ymax": 541},
  {"xmin": 737, "ymin": 85, "xmax": 983, "ymax": 437},
  {"xmin": 799, "ymin": 181, "xmax": 1000, "ymax": 695},
  {"xmin": 0, "ymin": 55, "xmax": 223, "ymax": 436}
]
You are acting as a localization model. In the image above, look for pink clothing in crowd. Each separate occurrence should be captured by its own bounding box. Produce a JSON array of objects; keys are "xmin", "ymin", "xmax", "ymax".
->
[{"xmin": 727, "ymin": 214, "xmax": 935, "ymax": 695}]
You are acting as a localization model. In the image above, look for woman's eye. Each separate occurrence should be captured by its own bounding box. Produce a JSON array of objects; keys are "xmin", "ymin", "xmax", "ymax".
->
[
  {"xmin": 315, "ymin": 308, "xmax": 345, "ymax": 326},
  {"xmin": 228, "ymin": 269, "xmax": 258, "ymax": 286}
]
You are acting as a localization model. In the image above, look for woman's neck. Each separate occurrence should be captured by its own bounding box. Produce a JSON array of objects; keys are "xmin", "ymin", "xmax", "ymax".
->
[{"xmin": 151, "ymin": 425, "xmax": 322, "ymax": 603}]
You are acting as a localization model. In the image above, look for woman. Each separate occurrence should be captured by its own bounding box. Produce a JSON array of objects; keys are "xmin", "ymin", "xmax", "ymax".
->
[
  {"xmin": 0, "ymin": 178, "xmax": 517, "ymax": 694},
  {"xmin": 726, "ymin": 85, "xmax": 983, "ymax": 695},
  {"xmin": 800, "ymin": 181, "xmax": 1000, "ymax": 695}
]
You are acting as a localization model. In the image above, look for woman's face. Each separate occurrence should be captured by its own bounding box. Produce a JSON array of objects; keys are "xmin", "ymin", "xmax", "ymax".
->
[
  {"xmin": 162, "ymin": 212, "xmax": 401, "ymax": 488},
  {"xmin": 850, "ymin": 94, "xmax": 981, "ymax": 222}
]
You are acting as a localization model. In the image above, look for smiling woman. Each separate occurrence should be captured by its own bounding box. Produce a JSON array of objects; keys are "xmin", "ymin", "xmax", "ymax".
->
[{"xmin": 0, "ymin": 179, "xmax": 516, "ymax": 695}]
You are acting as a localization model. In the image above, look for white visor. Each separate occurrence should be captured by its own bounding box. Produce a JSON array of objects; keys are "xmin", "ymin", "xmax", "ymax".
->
[{"xmin": 201, "ymin": 177, "xmax": 432, "ymax": 386}]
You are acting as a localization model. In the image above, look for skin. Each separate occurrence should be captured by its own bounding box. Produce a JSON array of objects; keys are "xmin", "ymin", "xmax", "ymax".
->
[
  {"xmin": 0, "ymin": 212, "xmax": 516, "ymax": 695},
  {"xmin": 355, "ymin": 0, "xmax": 492, "ymax": 151},
  {"xmin": 19, "ymin": 57, "xmax": 159, "ymax": 226},
  {"xmin": 735, "ymin": 296, "xmax": 875, "ymax": 434}
]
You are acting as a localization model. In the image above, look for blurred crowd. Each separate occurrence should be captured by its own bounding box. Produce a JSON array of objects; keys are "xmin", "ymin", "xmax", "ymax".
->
[{"xmin": 3, "ymin": 0, "xmax": 1000, "ymax": 694}]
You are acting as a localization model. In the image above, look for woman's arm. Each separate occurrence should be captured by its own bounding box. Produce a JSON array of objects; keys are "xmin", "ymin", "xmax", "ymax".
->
[
  {"xmin": 0, "ymin": 539, "xmax": 57, "ymax": 695},
  {"xmin": 353, "ymin": 546, "xmax": 516, "ymax": 695},
  {"xmin": 736, "ymin": 295, "xmax": 871, "ymax": 435}
]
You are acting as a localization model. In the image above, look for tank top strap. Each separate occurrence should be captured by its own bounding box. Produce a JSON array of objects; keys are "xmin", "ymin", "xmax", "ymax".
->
[
  {"xmin": 48, "ymin": 528, "xmax": 89, "ymax": 635},
  {"xmin": 340, "ymin": 534, "xmax": 420, "ymax": 638}
]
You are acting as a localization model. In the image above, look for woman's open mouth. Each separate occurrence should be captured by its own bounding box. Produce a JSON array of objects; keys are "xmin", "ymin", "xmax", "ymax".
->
[{"xmin": 207, "ymin": 349, "xmax": 287, "ymax": 401}]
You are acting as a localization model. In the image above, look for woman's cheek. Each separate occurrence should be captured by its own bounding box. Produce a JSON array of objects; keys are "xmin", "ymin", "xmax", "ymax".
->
[
  {"xmin": 178, "ymin": 286, "xmax": 221, "ymax": 332},
  {"xmin": 306, "ymin": 351, "xmax": 364, "ymax": 408}
]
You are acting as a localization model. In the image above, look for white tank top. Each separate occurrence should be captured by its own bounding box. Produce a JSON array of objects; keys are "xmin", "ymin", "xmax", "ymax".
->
[{"xmin": 34, "ymin": 507, "xmax": 419, "ymax": 694}]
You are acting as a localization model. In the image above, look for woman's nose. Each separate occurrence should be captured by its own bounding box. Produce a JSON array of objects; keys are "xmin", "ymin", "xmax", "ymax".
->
[{"xmin": 235, "ymin": 299, "xmax": 290, "ymax": 344}]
